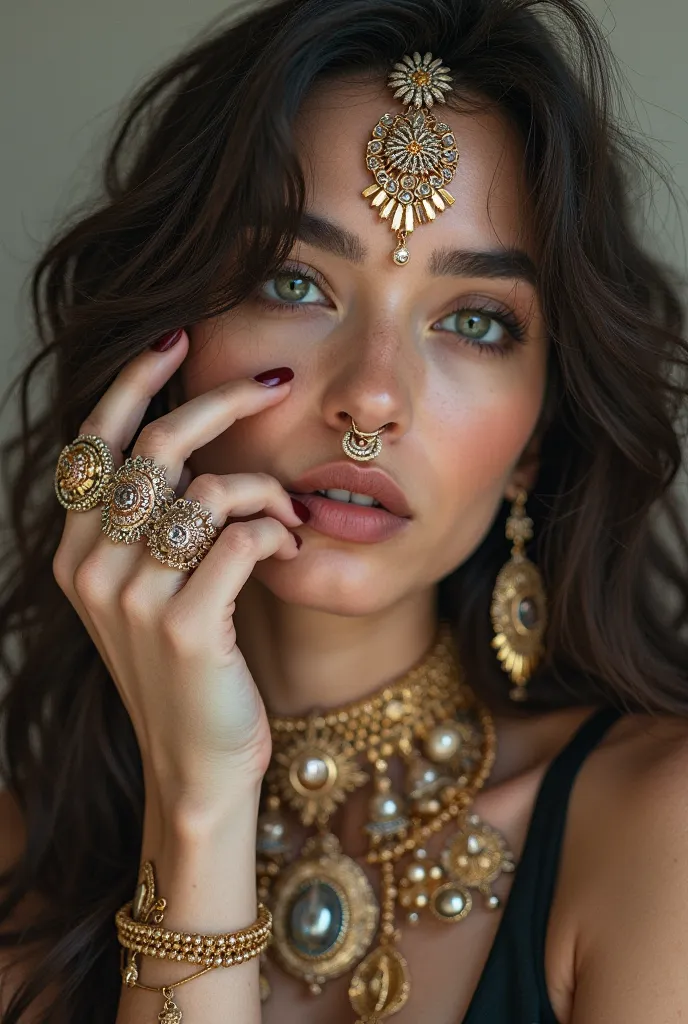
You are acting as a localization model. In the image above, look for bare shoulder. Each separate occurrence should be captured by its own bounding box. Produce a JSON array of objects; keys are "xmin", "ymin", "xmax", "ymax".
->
[{"xmin": 560, "ymin": 711, "xmax": 688, "ymax": 1022}]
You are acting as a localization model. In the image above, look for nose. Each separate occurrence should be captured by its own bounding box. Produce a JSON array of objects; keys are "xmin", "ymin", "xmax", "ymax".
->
[{"xmin": 320, "ymin": 316, "xmax": 418, "ymax": 444}]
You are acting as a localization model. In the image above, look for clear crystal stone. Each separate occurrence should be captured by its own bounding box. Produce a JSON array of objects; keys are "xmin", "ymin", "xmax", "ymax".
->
[
  {"xmin": 167, "ymin": 524, "xmax": 188, "ymax": 546},
  {"xmin": 114, "ymin": 484, "xmax": 137, "ymax": 509}
]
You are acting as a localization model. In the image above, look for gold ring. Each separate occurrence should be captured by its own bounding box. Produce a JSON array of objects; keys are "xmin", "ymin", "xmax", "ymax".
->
[
  {"xmin": 55, "ymin": 434, "xmax": 115, "ymax": 511},
  {"xmin": 101, "ymin": 456, "xmax": 175, "ymax": 545},
  {"xmin": 147, "ymin": 497, "xmax": 217, "ymax": 571}
]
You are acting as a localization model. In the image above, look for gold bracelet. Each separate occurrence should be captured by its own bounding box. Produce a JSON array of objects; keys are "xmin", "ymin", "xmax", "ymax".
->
[
  {"xmin": 115, "ymin": 861, "xmax": 272, "ymax": 1021},
  {"xmin": 116, "ymin": 900, "xmax": 272, "ymax": 966}
]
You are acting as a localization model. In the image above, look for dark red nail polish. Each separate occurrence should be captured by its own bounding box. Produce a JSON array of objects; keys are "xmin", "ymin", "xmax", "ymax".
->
[
  {"xmin": 152, "ymin": 328, "xmax": 183, "ymax": 351},
  {"xmin": 291, "ymin": 497, "xmax": 311, "ymax": 523},
  {"xmin": 293, "ymin": 533, "xmax": 303, "ymax": 549},
  {"xmin": 253, "ymin": 367, "xmax": 294, "ymax": 386}
]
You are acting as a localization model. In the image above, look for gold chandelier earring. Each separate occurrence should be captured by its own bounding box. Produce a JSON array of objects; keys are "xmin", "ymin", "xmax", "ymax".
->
[{"xmin": 490, "ymin": 488, "xmax": 548, "ymax": 702}]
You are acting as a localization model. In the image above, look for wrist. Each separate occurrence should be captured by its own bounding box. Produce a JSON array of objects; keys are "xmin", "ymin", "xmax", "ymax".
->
[
  {"xmin": 138, "ymin": 785, "xmax": 262, "ymax": 936},
  {"xmin": 143, "ymin": 762, "xmax": 264, "ymax": 843}
]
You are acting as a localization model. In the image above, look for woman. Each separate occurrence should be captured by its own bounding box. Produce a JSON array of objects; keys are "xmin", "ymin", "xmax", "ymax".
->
[{"xmin": 1, "ymin": 0, "xmax": 687, "ymax": 1020}]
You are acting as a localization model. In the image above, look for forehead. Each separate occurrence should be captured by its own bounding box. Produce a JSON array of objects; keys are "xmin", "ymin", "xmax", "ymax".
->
[{"xmin": 293, "ymin": 75, "xmax": 533, "ymax": 265}]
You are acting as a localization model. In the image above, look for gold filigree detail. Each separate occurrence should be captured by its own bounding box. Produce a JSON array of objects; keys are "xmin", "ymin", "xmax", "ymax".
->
[
  {"xmin": 54, "ymin": 434, "xmax": 115, "ymax": 511},
  {"xmin": 362, "ymin": 52, "xmax": 458, "ymax": 264},
  {"xmin": 269, "ymin": 720, "xmax": 368, "ymax": 828},
  {"xmin": 387, "ymin": 52, "xmax": 453, "ymax": 109},
  {"xmin": 349, "ymin": 945, "xmax": 411, "ymax": 1021},
  {"xmin": 442, "ymin": 815, "xmax": 516, "ymax": 898},
  {"xmin": 147, "ymin": 497, "xmax": 217, "ymax": 571},
  {"xmin": 101, "ymin": 456, "xmax": 175, "ymax": 545}
]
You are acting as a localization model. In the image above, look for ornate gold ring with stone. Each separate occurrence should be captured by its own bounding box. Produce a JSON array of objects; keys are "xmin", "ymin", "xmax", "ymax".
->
[
  {"xmin": 101, "ymin": 455, "xmax": 175, "ymax": 545},
  {"xmin": 54, "ymin": 434, "xmax": 115, "ymax": 512}
]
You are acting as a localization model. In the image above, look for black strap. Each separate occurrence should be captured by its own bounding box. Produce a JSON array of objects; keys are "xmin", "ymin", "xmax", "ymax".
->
[
  {"xmin": 463, "ymin": 704, "xmax": 623, "ymax": 1023},
  {"xmin": 528, "ymin": 706, "xmax": 623, "ymax": 1013}
]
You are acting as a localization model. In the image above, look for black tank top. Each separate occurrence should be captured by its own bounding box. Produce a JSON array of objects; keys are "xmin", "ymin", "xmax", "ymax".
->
[{"xmin": 463, "ymin": 705, "xmax": 623, "ymax": 1023}]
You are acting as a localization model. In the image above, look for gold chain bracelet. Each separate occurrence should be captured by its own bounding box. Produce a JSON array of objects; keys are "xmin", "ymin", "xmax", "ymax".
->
[
  {"xmin": 116, "ymin": 899, "xmax": 272, "ymax": 966},
  {"xmin": 115, "ymin": 861, "xmax": 272, "ymax": 1022}
]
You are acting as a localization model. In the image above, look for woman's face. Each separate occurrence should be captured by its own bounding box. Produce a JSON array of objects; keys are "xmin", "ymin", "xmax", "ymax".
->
[{"xmin": 181, "ymin": 78, "xmax": 548, "ymax": 616}]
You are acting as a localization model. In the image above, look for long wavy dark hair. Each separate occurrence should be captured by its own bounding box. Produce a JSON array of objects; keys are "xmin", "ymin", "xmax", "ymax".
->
[{"xmin": 1, "ymin": 0, "xmax": 687, "ymax": 1019}]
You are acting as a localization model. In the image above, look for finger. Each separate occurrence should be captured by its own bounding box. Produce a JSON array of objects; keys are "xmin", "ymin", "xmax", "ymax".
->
[
  {"xmin": 163, "ymin": 518, "xmax": 300, "ymax": 637},
  {"xmin": 55, "ymin": 330, "xmax": 192, "ymax": 572},
  {"xmin": 185, "ymin": 472, "xmax": 307, "ymax": 530},
  {"xmin": 78, "ymin": 329, "xmax": 190, "ymax": 457},
  {"xmin": 115, "ymin": 471, "xmax": 308, "ymax": 605},
  {"xmin": 130, "ymin": 373, "xmax": 293, "ymax": 489}
]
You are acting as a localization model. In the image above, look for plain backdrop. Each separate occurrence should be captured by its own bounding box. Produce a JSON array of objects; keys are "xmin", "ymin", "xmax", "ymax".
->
[{"xmin": 1, "ymin": 0, "xmax": 688, "ymax": 437}]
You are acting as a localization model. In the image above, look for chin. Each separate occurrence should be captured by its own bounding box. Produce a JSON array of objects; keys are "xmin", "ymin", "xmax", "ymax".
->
[{"xmin": 251, "ymin": 548, "xmax": 403, "ymax": 617}]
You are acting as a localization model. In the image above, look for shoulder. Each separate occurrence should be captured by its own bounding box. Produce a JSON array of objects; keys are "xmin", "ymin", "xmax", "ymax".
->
[{"xmin": 563, "ymin": 712, "xmax": 688, "ymax": 1022}]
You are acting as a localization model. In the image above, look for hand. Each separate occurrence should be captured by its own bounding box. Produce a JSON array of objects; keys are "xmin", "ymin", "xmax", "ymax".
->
[{"xmin": 52, "ymin": 330, "xmax": 306, "ymax": 822}]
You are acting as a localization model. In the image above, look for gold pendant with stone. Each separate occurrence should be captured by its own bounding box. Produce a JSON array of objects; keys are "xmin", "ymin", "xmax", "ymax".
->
[
  {"xmin": 361, "ymin": 52, "xmax": 458, "ymax": 266},
  {"xmin": 440, "ymin": 814, "xmax": 516, "ymax": 911},
  {"xmin": 270, "ymin": 833, "xmax": 379, "ymax": 994},
  {"xmin": 268, "ymin": 718, "xmax": 369, "ymax": 828}
]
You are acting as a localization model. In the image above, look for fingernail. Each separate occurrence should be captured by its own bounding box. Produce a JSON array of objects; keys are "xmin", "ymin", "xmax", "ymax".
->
[
  {"xmin": 253, "ymin": 367, "xmax": 294, "ymax": 386},
  {"xmin": 152, "ymin": 328, "xmax": 183, "ymax": 351},
  {"xmin": 291, "ymin": 497, "xmax": 311, "ymax": 522},
  {"xmin": 293, "ymin": 533, "xmax": 303, "ymax": 549}
]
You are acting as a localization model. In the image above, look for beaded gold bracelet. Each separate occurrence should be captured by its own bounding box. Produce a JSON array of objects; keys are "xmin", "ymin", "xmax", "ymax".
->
[{"xmin": 115, "ymin": 861, "xmax": 272, "ymax": 1022}]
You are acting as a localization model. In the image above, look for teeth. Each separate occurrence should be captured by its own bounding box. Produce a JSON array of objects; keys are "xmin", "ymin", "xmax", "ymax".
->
[{"xmin": 315, "ymin": 488, "xmax": 382, "ymax": 508}]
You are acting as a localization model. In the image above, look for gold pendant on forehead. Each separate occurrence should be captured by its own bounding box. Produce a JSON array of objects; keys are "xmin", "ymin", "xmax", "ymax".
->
[{"xmin": 361, "ymin": 51, "xmax": 459, "ymax": 266}]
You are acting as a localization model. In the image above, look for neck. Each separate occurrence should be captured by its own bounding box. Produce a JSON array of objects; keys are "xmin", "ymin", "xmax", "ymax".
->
[{"xmin": 233, "ymin": 578, "xmax": 439, "ymax": 717}]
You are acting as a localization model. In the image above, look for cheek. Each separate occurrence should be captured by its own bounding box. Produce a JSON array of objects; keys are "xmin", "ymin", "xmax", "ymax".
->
[
  {"xmin": 421, "ymin": 364, "xmax": 544, "ymax": 560},
  {"xmin": 184, "ymin": 309, "xmax": 330, "ymax": 394}
]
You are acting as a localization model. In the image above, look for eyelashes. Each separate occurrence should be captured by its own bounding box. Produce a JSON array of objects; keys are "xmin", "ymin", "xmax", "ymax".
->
[{"xmin": 253, "ymin": 262, "xmax": 530, "ymax": 356}]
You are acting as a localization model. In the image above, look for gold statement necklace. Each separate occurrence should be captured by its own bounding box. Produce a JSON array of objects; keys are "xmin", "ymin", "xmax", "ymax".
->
[{"xmin": 256, "ymin": 622, "xmax": 516, "ymax": 1022}]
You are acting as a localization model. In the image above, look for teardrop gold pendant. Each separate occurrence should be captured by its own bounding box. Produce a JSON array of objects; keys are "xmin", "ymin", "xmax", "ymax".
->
[{"xmin": 349, "ymin": 944, "xmax": 411, "ymax": 1022}]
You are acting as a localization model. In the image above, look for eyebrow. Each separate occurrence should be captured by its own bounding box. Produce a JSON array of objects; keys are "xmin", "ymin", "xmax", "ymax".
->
[
  {"xmin": 428, "ymin": 246, "xmax": 537, "ymax": 286},
  {"xmin": 295, "ymin": 213, "xmax": 537, "ymax": 285},
  {"xmin": 297, "ymin": 213, "xmax": 368, "ymax": 263}
]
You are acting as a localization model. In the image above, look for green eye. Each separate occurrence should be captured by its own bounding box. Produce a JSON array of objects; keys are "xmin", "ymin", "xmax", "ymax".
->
[
  {"xmin": 435, "ymin": 309, "xmax": 506, "ymax": 345},
  {"xmin": 273, "ymin": 273, "xmax": 311, "ymax": 302},
  {"xmin": 261, "ymin": 271, "xmax": 326, "ymax": 305},
  {"xmin": 458, "ymin": 312, "xmax": 494, "ymax": 339}
]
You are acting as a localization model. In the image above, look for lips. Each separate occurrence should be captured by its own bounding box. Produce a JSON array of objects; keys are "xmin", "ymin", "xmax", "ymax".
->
[{"xmin": 287, "ymin": 462, "xmax": 412, "ymax": 519}]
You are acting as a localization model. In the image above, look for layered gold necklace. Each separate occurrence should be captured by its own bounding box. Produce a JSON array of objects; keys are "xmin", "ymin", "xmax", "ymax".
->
[{"xmin": 256, "ymin": 622, "xmax": 515, "ymax": 1022}]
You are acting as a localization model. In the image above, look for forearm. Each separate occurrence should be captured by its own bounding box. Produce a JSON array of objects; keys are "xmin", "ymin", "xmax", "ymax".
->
[{"xmin": 115, "ymin": 783, "xmax": 263, "ymax": 1024}]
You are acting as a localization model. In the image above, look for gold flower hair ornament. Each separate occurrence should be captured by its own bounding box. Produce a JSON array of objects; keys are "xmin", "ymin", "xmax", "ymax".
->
[{"xmin": 362, "ymin": 51, "xmax": 458, "ymax": 266}]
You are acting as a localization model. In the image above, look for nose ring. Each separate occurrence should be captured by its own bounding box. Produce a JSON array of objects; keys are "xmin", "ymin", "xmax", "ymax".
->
[{"xmin": 342, "ymin": 418, "xmax": 386, "ymax": 462}]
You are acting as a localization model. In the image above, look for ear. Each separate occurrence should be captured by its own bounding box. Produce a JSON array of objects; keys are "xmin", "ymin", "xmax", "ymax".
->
[{"xmin": 504, "ymin": 431, "xmax": 542, "ymax": 503}]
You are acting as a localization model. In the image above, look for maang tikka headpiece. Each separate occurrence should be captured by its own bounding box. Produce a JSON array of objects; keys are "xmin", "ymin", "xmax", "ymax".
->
[{"xmin": 362, "ymin": 51, "xmax": 458, "ymax": 266}]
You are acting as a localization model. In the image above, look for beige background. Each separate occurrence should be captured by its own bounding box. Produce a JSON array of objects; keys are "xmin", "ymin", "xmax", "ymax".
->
[{"xmin": 1, "ymin": 0, "xmax": 687, "ymax": 441}]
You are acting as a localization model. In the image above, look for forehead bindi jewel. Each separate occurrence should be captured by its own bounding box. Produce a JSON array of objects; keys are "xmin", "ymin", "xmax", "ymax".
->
[{"xmin": 361, "ymin": 51, "xmax": 459, "ymax": 266}]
